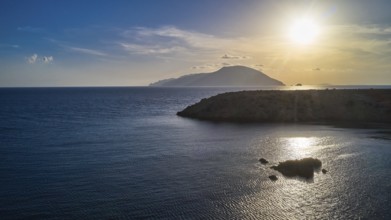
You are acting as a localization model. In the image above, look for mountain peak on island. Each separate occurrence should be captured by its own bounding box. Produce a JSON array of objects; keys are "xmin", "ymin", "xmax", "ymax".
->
[
  {"xmin": 218, "ymin": 65, "xmax": 255, "ymax": 71},
  {"xmin": 149, "ymin": 65, "xmax": 285, "ymax": 87}
]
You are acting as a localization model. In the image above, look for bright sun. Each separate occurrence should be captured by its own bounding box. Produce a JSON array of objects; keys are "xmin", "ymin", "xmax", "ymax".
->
[{"xmin": 288, "ymin": 17, "xmax": 320, "ymax": 45}]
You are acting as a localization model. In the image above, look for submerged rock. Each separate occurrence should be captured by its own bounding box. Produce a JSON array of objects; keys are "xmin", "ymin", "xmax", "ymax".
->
[
  {"xmin": 322, "ymin": 169, "xmax": 328, "ymax": 174},
  {"xmin": 259, "ymin": 158, "xmax": 269, "ymax": 164},
  {"xmin": 271, "ymin": 158, "xmax": 322, "ymax": 179},
  {"xmin": 269, "ymin": 175, "xmax": 278, "ymax": 181}
]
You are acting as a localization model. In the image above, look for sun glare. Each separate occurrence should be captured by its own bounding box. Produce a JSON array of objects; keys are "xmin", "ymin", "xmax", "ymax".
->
[
  {"xmin": 289, "ymin": 137, "xmax": 314, "ymax": 148},
  {"xmin": 288, "ymin": 17, "xmax": 320, "ymax": 45},
  {"xmin": 285, "ymin": 137, "xmax": 317, "ymax": 157}
]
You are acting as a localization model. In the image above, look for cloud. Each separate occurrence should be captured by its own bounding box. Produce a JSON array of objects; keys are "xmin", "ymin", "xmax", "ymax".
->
[
  {"xmin": 221, "ymin": 54, "xmax": 251, "ymax": 59},
  {"xmin": 191, "ymin": 65, "xmax": 210, "ymax": 70},
  {"xmin": 124, "ymin": 26, "xmax": 231, "ymax": 49},
  {"xmin": 0, "ymin": 44, "xmax": 19, "ymax": 48},
  {"xmin": 28, "ymin": 54, "xmax": 38, "ymax": 64},
  {"xmin": 249, "ymin": 64, "xmax": 264, "ymax": 70},
  {"xmin": 325, "ymin": 24, "xmax": 391, "ymax": 54},
  {"xmin": 191, "ymin": 64, "xmax": 220, "ymax": 70},
  {"xmin": 68, "ymin": 46, "xmax": 107, "ymax": 56},
  {"xmin": 120, "ymin": 43, "xmax": 185, "ymax": 55},
  {"xmin": 334, "ymin": 24, "xmax": 391, "ymax": 35},
  {"xmin": 119, "ymin": 26, "xmax": 239, "ymax": 59},
  {"xmin": 42, "ymin": 56, "xmax": 54, "ymax": 63},
  {"xmin": 191, "ymin": 62, "xmax": 232, "ymax": 70},
  {"xmin": 27, "ymin": 54, "xmax": 53, "ymax": 64},
  {"xmin": 45, "ymin": 38, "xmax": 109, "ymax": 57}
]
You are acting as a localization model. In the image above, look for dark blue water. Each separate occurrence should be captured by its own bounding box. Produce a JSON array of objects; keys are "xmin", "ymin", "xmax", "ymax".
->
[{"xmin": 1, "ymin": 87, "xmax": 390, "ymax": 219}]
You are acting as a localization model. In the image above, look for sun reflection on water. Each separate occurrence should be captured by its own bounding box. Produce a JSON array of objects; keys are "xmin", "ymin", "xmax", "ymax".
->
[
  {"xmin": 289, "ymin": 137, "xmax": 314, "ymax": 148},
  {"xmin": 282, "ymin": 137, "xmax": 318, "ymax": 158}
]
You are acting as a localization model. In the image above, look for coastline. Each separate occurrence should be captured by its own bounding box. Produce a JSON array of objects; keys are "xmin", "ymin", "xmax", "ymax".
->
[{"xmin": 177, "ymin": 89, "xmax": 391, "ymax": 124}]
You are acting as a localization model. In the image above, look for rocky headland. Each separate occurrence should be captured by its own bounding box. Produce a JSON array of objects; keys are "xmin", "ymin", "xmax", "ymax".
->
[{"xmin": 177, "ymin": 89, "xmax": 391, "ymax": 123}]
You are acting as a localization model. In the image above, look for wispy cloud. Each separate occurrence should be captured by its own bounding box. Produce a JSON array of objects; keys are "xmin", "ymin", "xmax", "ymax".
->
[
  {"xmin": 221, "ymin": 54, "xmax": 251, "ymax": 59},
  {"xmin": 130, "ymin": 26, "xmax": 231, "ymax": 49},
  {"xmin": 0, "ymin": 44, "xmax": 19, "ymax": 48},
  {"xmin": 191, "ymin": 62, "xmax": 232, "ymax": 70},
  {"xmin": 67, "ymin": 46, "xmax": 108, "ymax": 56},
  {"xmin": 247, "ymin": 64, "xmax": 266, "ymax": 71},
  {"xmin": 120, "ymin": 43, "xmax": 185, "ymax": 55},
  {"xmin": 50, "ymin": 25, "xmax": 259, "ymax": 63},
  {"xmin": 119, "ymin": 26, "xmax": 238, "ymax": 58},
  {"xmin": 45, "ymin": 38, "xmax": 109, "ymax": 57},
  {"xmin": 333, "ymin": 24, "xmax": 391, "ymax": 35},
  {"xmin": 326, "ymin": 24, "xmax": 391, "ymax": 49}
]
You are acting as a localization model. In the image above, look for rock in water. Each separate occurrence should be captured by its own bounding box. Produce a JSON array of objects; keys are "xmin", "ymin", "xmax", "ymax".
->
[
  {"xmin": 271, "ymin": 158, "xmax": 322, "ymax": 179},
  {"xmin": 269, "ymin": 175, "xmax": 278, "ymax": 181},
  {"xmin": 259, "ymin": 158, "xmax": 269, "ymax": 164},
  {"xmin": 322, "ymin": 169, "xmax": 328, "ymax": 174}
]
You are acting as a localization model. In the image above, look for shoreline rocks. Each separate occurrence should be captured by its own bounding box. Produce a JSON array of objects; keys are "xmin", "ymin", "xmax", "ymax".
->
[{"xmin": 259, "ymin": 158, "xmax": 269, "ymax": 164}]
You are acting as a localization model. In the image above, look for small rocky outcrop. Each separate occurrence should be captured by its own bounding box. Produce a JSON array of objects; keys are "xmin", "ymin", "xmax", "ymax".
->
[
  {"xmin": 271, "ymin": 158, "xmax": 322, "ymax": 179},
  {"xmin": 259, "ymin": 158, "xmax": 269, "ymax": 164},
  {"xmin": 269, "ymin": 175, "xmax": 278, "ymax": 181},
  {"xmin": 322, "ymin": 169, "xmax": 328, "ymax": 174}
]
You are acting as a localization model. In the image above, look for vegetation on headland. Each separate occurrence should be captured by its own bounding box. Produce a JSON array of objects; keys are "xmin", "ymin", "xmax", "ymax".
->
[{"xmin": 177, "ymin": 89, "xmax": 391, "ymax": 123}]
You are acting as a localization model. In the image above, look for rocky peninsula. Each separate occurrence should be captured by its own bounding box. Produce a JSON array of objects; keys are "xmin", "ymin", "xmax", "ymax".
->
[{"xmin": 177, "ymin": 89, "xmax": 391, "ymax": 123}]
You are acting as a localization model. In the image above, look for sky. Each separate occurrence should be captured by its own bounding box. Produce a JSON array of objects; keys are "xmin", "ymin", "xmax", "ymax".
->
[{"xmin": 1, "ymin": 0, "xmax": 391, "ymax": 87}]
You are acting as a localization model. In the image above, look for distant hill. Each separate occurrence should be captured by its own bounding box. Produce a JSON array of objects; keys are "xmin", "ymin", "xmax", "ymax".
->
[{"xmin": 149, "ymin": 66, "xmax": 285, "ymax": 87}]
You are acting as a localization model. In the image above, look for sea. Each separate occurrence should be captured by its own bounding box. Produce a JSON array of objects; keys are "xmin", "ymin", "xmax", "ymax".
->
[{"xmin": 0, "ymin": 86, "xmax": 390, "ymax": 219}]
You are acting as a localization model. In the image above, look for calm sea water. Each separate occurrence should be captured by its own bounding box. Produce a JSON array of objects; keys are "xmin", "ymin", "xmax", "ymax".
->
[{"xmin": 0, "ymin": 86, "xmax": 390, "ymax": 219}]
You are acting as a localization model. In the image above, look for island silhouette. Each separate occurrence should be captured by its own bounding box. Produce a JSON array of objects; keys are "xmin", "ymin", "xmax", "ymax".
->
[{"xmin": 149, "ymin": 66, "xmax": 285, "ymax": 87}]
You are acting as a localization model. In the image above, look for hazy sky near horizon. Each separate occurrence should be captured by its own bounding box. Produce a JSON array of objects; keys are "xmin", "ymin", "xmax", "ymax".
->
[{"xmin": 1, "ymin": 0, "xmax": 391, "ymax": 86}]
